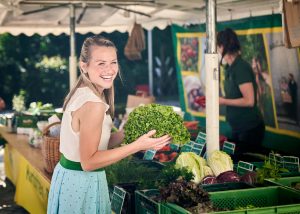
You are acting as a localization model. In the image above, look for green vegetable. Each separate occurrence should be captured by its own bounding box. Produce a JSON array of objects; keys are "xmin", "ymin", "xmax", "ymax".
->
[
  {"xmin": 155, "ymin": 163, "xmax": 194, "ymax": 188},
  {"xmin": 207, "ymin": 150, "xmax": 233, "ymax": 176},
  {"xmin": 124, "ymin": 104, "xmax": 190, "ymax": 145},
  {"xmin": 176, "ymin": 152, "xmax": 207, "ymax": 183},
  {"xmin": 256, "ymin": 157, "xmax": 289, "ymax": 184}
]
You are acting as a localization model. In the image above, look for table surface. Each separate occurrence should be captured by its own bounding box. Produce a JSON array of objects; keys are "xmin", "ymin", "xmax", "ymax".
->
[{"xmin": 0, "ymin": 126, "xmax": 51, "ymax": 183}]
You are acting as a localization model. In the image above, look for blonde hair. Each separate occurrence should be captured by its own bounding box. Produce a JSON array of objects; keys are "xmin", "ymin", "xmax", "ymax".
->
[{"xmin": 63, "ymin": 35, "xmax": 118, "ymax": 118}]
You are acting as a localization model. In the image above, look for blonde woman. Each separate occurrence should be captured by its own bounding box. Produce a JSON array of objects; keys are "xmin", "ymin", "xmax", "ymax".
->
[{"xmin": 47, "ymin": 36, "xmax": 171, "ymax": 214}]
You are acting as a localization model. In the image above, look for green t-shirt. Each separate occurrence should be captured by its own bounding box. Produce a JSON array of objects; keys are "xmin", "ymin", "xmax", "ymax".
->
[{"xmin": 224, "ymin": 56, "xmax": 263, "ymax": 131}]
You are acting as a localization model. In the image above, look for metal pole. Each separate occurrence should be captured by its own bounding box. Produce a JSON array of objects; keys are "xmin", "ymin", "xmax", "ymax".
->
[
  {"xmin": 69, "ymin": 4, "xmax": 77, "ymax": 90},
  {"xmin": 205, "ymin": 0, "xmax": 220, "ymax": 157},
  {"xmin": 148, "ymin": 29, "xmax": 153, "ymax": 96}
]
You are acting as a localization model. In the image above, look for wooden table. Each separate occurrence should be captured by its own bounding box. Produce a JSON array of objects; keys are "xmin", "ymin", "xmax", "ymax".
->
[{"xmin": 0, "ymin": 126, "xmax": 51, "ymax": 214}]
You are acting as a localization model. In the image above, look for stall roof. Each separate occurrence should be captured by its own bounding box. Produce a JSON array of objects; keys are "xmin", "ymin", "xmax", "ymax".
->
[{"xmin": 0, "ymin": 0, "xmax": 281, "ymax": 36}]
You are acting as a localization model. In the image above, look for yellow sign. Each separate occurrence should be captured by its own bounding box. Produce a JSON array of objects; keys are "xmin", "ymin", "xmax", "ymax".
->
[{"xmin": 4, "ymin": 145, "xmax": 50, "ymax": 214}]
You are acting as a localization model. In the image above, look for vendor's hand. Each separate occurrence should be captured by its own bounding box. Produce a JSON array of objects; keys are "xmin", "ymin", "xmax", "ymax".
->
[
  {"xmin": 194, "ymin": 96, "xmax": 206, "ymax": 108},
  {"xmin": 134, "ymin": 130, "xmax": 171, "ymax": 151},
  {"xmin": 219, "ymin": 97, "xmax": 226, "ymax": 105}
]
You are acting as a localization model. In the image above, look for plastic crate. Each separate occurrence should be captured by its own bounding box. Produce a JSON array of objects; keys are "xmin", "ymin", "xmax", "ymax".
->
[
  {"xmin": 135, "ymin": 189, "xmax": 163, "ymax": 214},
  {"xmin": 265, "ymin": 177, "xmax": 300, "ymax": 192},
  {"xmin": 202, "ymin": 182, "xmax": 254, "ymax": 192},
  {"xmin": 160, "ymin": 186, "xmax": 300, "ymax": 214}
]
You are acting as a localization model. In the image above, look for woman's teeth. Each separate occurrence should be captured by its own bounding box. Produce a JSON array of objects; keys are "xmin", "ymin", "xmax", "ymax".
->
[{"xmin": 100, "ymin": 75, "xmax": 113, "ymax": 80}]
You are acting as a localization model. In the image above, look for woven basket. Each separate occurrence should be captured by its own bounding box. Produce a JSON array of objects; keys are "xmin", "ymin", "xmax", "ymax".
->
[{"xmin": 42, "ymin": 121, "xmax": 61, "ymax": 174}]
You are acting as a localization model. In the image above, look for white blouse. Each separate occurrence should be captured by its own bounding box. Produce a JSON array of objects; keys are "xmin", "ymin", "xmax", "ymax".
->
[{"xmin": 59, "ymin": 87, "xmax": 112, "ymax": 162}]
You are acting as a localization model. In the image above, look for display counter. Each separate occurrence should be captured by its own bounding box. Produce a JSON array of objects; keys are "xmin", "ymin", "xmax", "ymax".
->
[{"xmin": 0, "ymin": 126, "xmax": 50, "ymax": 214}]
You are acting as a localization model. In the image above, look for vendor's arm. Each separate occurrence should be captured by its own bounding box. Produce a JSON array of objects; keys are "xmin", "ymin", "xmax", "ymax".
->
[
  {"xmin": 77, "ymin": 102, "xmax": 170, "ymax": 171},
  {"xmin": 219, "ymin": 82, "xmax": 255, "ymax": 107},
  {"xmin": 108, "ymin": 129, "xmax": 125, "ymax": 149}
]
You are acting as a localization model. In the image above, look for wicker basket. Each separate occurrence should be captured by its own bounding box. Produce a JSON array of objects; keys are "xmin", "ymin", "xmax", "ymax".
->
[{"xmin": 42, "ymin": 121, "xmax": 61, "ymax": 174}]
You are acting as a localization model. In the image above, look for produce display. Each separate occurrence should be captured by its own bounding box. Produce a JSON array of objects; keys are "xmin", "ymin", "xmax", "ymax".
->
[
  {"xmin": 153, "ymin": 145, "xmax": 178, "ymax": 163},
  {"xmin": 124, "ymin": 104, "xmax": 190, "ymax": 145}
]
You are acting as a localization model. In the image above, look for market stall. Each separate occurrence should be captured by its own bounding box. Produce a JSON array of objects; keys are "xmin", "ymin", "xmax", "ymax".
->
[{"xmin": 0, "ymin": 126, "xmax": 50, "ymax": 214}]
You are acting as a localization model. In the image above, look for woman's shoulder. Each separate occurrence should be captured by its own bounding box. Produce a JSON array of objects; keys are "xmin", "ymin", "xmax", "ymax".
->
[{"xmin": 66, "ymin": 87, "xmax": 109, "ymax": 112}]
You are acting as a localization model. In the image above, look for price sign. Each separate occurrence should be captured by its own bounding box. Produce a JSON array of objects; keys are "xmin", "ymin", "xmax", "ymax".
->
[
  {"xmin": 195, "ymin": 132, "xmax": 206, "ymax": 144},
  {"xmin": 111, "ymin": 186, "xmax": 126, "ymax": 214},
  {"xmin": 283, "ymin": 156, "xmax": 299, "ymax": 172},
  {"xmin": 269, "ymin": 153, "xmax": 283, "ymax": 167},
  {"xmin": 222, "ymin": 141, "xmax": 235, "ymax": 155},
  {"xmin": 170, "ymin": 144, "xmax": 180, "ymax": 151},
  {"xmin": 143, "ymin": 149, "xmax": 157, "ymax": 160},
  {"xmin": 180, "ymin": 141, "xmax": 194, "ymax": 152},
  {"xmin": 191, "ymin": 142, "xmax": 205, "ymax": 156},
  {"xmin": 237, "ymin": 161, "xmax": 254, "ymax": 175}
]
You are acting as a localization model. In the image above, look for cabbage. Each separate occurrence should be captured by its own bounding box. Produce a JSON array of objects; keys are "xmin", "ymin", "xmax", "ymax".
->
[
  {"xmin": 175, "ymin": 152, "xmax": 207, "ymax": 183},
  {"xmin": 203, "ymin": 166, "xmax": 214, "ymax": 177},
  {"xmin": 201, "ymin": 175, "xmax": 217, "ymax": 184},
  {"xmin": 216, "ymin": 170, "xmax": 240, "ymax": 183},
  {"xmin": 207, "ymin": 151, "xmax": 233, "ymax": 176}
]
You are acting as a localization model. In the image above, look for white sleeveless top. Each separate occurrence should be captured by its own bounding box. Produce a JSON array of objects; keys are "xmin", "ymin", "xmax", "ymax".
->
[{"xmin": 59, "ymin": 87, "xmax": 113, "ymax": 162}]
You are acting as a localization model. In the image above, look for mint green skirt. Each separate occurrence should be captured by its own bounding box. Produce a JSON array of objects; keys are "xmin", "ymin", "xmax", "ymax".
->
[{"xmin": 47, "ymin": 163, "xmax": 111, "ymax": 214}]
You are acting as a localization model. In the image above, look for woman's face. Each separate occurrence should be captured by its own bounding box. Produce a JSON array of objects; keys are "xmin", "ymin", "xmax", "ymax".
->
[{"xmin": 81, "ymin": 46, "xmax": 118, "ymax": 90}]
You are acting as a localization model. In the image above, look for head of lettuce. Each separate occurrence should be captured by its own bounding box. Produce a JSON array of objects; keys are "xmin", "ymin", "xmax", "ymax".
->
[{"xmin": 123, "ymin": 104, "xmax": 190, "ymax": 146}]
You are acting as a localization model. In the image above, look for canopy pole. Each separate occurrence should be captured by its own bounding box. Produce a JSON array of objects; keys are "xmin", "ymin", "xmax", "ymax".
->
[
  {"xmin": 205, "ymin": 0, "xmax": 219, "ymax": 157},
  {"xmin": 148, "ymin": 29, "xmax": 153, "ymax": 96},
  {"xmin": 69, "ymin": 4, "xmax": 77, "ymax": 90}
]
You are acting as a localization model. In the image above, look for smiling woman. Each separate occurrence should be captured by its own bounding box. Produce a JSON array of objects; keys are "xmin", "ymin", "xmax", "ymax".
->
[{"xmin": 47, "ymin": 35, "xmax": 171, "ymax": 214}]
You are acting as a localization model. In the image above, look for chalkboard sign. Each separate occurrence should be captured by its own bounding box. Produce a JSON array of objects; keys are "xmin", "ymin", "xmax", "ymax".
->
[
  {"xmin": 143, "ymin": 149, "xmax": 157, "ymax": 160},
  {"xmin": 111, "ymin": 186, "xmax": 126, "ymax": 214},
  {"xmin": 237, "ymin": 161, "xmax": 254, "ymax": 175},
  {"xmin": 222, "ymin": 141, "xmax": 235, "ymax": 155}
]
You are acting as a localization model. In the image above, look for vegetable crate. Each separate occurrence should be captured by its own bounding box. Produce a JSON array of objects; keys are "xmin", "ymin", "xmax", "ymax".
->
[
  {"xmin": 162, "ymin": 186, "xmax": 300, "ymax": 214},
  {"xmin": 265, "ymin": 176, "xmax": 300, "ymax": 192},
  {"xmin": 135, "ymin": 189, "xmax": 165, "ymax": 214},
  {"xmin": 202, "ymin": 182, "xmax": 254, "ymax": 192}
]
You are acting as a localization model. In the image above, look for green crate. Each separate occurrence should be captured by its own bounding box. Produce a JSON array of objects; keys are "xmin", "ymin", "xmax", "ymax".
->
[
  {"xmin": 135, "ymin": 189, "xmax": 163, "ymax": 214},
  {"xmin": 160, "ymin": 186, "xmax": 300, "ymax": 214},
  {"xmin": 15, "ymin": 114, "xmax": 37, "ymax": 128},
  {"xmin": 265, "ymin": 177, "xmax": 300, "ymax": 192},
  {"xmin": 202, "ymin": 182, "xmax": 254, "ymax": 192},
  {"xmin": 210, "ymin": 186, "xmax": 300, "ymax": 213}
]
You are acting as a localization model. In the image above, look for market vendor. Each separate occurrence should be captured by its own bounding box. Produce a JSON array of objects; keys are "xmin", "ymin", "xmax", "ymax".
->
[{"xmin": 217, "ymin": 28, "xmax": 265, "ymax": 161}]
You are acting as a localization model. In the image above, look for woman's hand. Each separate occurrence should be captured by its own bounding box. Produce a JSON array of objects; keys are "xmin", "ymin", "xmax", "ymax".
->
[{"xmin": 134, "ymin": 130, "xmax": 171, "ymax": 151}]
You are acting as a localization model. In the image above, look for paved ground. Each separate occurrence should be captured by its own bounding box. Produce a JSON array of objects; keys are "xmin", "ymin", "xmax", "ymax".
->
[{"xmin": 0, "ymin": 147, "xmax": 29, "ymax": 214}]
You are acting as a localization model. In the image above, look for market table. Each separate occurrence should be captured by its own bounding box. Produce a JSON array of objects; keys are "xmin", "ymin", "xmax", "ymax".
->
[{"xmin": 0, "ymin": 126, "xmax": 50, "ymax": 214}]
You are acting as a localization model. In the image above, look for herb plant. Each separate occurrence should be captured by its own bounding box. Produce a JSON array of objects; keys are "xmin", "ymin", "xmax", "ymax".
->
[{"xmin": 124, "ymin": 104, "xmax": 190, "ymax": 145}]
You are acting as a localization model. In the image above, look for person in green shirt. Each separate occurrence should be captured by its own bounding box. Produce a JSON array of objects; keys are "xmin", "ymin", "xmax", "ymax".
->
[{"xmin": 217, "ymin": 28, "xmax": 265, "ymax": 161}]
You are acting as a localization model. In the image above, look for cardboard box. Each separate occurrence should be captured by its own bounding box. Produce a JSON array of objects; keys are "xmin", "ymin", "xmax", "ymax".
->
[
  {"xmin": 283, "ymin": 0, "xmax": 300, "ymax": 48},
  {"xmin": 126, "ymin": 95, "xmax": 155, "ymax": 108}
]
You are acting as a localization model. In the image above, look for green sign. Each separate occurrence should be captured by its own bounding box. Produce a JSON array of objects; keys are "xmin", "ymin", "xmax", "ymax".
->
[
  {"xmin": 180, "ymin": 141, "xmax": 194, "ymax": 152},
  {"xmin": 111, "ymin": 186, "xmax": 126, "ymax": 214},
  {"xmin": 191, "ymin": 142, "xmax": 205, "ymax": 156},
  {"xmin": 222, "ymin": 141, "xmax": 235, "ymax": 155},
  {"xmin": 143, "ymin": 149, "xmax": 157, "ymax": 160},
  {"xmin": 237, "ymin": 161, "xmax": 254, "ymax": 175},
  {"xmin": 269, "ymin": 153, "xmax": 283, "ymax": 168},
  {"xmin": 283, "ymin": 156, "xmax": 299, "ymax": 172}
]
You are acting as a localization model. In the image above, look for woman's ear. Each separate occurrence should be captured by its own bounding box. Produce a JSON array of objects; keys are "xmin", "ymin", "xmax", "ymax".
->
[{"xmin": 80, "ymin": 61, "xmax": 87, "ymax": 73}]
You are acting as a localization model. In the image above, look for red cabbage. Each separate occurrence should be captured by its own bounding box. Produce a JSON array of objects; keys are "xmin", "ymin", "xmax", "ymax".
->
[
  {"xmin": 216, "ymin": 170, "xmax": 240, "ymax": 183},
  {"xmin": 201, "ymin": 175, "xmax": 218, "ymax": 184},
  {"xmin": 240, "ymin": 171, "xmax": 257, "ymax": 185}
]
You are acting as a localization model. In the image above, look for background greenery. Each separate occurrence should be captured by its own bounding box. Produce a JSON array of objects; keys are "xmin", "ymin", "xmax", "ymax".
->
[{"xmin": 0, "ymin": 27, "xmax": 178, "ymax": 114}]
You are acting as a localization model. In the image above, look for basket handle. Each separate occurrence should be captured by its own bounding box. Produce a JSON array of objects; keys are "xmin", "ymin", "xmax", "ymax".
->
[{"xmin": 42, "ymin": 121, "xmax": 61, "ymax": 136}]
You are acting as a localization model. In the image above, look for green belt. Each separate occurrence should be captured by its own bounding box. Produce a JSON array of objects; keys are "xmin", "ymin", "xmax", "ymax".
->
[{"xmin": 60, "ymin": 154, "xmax": 103, "ymax": 172}]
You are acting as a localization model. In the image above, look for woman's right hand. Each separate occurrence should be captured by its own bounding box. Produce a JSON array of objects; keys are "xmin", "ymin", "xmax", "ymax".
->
[{"xmin": 134, "ymin": 130, "xmax": 171, "ymax": 151}]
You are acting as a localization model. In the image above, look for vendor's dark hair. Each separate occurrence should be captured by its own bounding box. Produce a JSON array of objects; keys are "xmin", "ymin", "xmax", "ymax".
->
[{"xmin": 217, "ymin": 28, "xmax": 240, "ymax": 57}]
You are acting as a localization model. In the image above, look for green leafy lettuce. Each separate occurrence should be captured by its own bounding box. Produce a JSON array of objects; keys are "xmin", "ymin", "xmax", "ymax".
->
[{"xmin": 124, "ymin": 104, "xmax": 190, "ymax": 145}]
